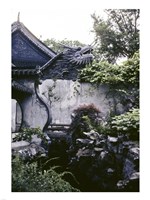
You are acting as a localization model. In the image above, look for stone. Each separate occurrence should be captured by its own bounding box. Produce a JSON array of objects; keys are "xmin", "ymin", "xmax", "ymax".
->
[
  {"xmin": 126, "ymin": 146, "xmax": 139, "ymax": 168},
  {"xmin": 129, "ymin": 172, "xmax": 139, "ymax": 181},
  {"xmin": 12, "ymin": 132, "xmax": 19, "ymax": 141},
  {"xmin": 76, "ymin": 148, "xmax": 95, "ymax": 159},
  {"xmin": 30, "ymin": 147, "xmax": 37, "ymax": 156},
  {"xmin": 31, "ymin": 134, "xmax": 42, "ymax": 145},
  {"xmin": 108, "ymin": 136, "xmax": 118, "ymax": 143},
  {"xmin": 12, "ymin": 141, "xmax": 30, "ymax": 150},
  {"xmin": 94, "ymin": 147, "xmax": 103, "ymax": 152},
  {"xmin": 12, "ymin": 141, "xmax": 46, "ymax": 159},
  {"xmin": 107, "ymin": 168, "xmax": 115, "ymax": 174},
  {"xmin": 122, "ymin": 141, "xmax": 134, "ymax": 146},
  {"xmin": 107, "ymin": 136, "xmax": 119, "ymax": 153},
  {"xmin": 130, "ymin": 147, "xmax": 139, "ymax": 154},
  {"xmin": 117, "ymin": 180, "xmax": 128, "ymax": 190},
  {"xmin": 99, "ymin": 151, "xmax": 108, "ymax": 160},
  {"xmin": 83, "ymin": 130, "xmax": 100, "ymax": 140},
  {"xmin": 123, "ymin": 158, "xmax": 135, "ymax": 179},
  {"xmin": 95, "ymin": 140, "xmax": 106, "ymax": 148},
  {"xmin": 76, "ymin": 138, "xmax": 93, "ymax": 146}
]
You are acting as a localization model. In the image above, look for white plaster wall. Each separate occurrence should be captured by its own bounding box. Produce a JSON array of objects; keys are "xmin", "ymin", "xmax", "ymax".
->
[
  {"xmin": 39, "ymin": 80, "xmax": 117, "ymax": 124},
  {"xmin": 11, "ymin": 99, "xmax": 17, "ymax": 132},
  {"xmin": 12, "ymin": 80, "xmax": 125, "ymax": 131},
  {"xmin": 21, "ymin": 92, "xmax": 47, "ymax": 129}
]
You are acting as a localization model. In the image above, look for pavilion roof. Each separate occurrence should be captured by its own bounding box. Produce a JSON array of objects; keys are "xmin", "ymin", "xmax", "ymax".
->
[{"xmin": 12, "ymin": 21, "xmax": 56, "ymax": 58}]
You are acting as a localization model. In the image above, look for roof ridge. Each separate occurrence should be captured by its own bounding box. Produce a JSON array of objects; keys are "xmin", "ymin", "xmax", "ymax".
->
[
  {"xmin": 11, "ymin": 21, "xmax": 57, "ymax": 58},
  {"xmin": 38, "ymin": 52, "xmax": 63, "ymax": 74}
]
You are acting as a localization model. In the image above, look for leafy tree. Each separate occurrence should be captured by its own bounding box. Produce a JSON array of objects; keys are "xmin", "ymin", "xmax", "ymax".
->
[
  {"xmin": 43, "ymin": 38, "xmax": 85, "ymax": 53},
  {"xmin": 91, "ymin": 9, "xmax": 140, "ymax": 63}
]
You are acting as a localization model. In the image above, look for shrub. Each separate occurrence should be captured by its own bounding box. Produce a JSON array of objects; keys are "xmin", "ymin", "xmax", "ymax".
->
[
  {"xmin": 111, "ymin": 108, "xmax": 139, "ymax": 140},
  {"xmin": 79, "ymin": 51, "xmax": 139, "ymax": 86},
  {"xmin": 80, "ymin": 61, "xmax": 123, "ymax": 85},
  {"xmin": 72, "ymin": 104, "xmax": 101, "ymax": 127},
  {"xmin": 12, "ymin": 156, "xmax": 79, "ymax": 192},
  {"xmin": 12, "ymin": 127, "xmax": 48, "ymax": 144}
]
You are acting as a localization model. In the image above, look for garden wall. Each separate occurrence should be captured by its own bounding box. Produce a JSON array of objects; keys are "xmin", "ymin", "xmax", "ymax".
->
[
  {"xmin": 11, "ymin": 79, "xmax": 126, "ymax": 131},
  {"xmin": 39, "ymin": 79, "xmax": 125, "ymax": 124}
]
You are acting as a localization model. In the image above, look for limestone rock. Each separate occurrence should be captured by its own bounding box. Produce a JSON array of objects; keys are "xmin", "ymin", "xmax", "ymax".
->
[
  {"xmin": 108, "ymin": 136, "xmax": 118, "ymax": 143},
  {"xmin": 12, "ymin": 141, "xmax": 30, "ymax": 150},
  {"xmin": 83, "ymin": 130, "xmax": 100, "ymax": 140},
  {"xmin": 76, "ymin": 138, "xmax": 94, "ymax": 146},
  {"xmin": 12, "ymin": 141, "xmax": 46, "ymax": 159},
  {"xmin": 76, "ymin": 148, "xmax": 95, "ymax": 159}
]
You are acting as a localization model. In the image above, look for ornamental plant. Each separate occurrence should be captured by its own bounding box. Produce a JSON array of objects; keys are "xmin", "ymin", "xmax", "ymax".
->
[
  {"xmin": 111, "ymin": 108, "xmax": 139, "ymax": 140},
  {"xmin": 79, "ymin": 51, "xmax": 139, "ymax": 87},
  {"xmin": 12, "ymin": 156, "xmax": 79, "ymax": 192},
  {"xmin": 69, "ymin": 104, "xmax": 101, "ymax": 143},
  {"xmin": 12, "ymin": 127, "xmax": 47, "ymax": 143}
]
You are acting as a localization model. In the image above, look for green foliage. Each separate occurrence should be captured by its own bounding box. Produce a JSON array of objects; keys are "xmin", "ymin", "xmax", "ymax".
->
[
  {"xmin": 95, "ymin": 121, "xmax": 111, "ymax": 136},
  {"xmin": 91, "ymin": 9, "xmax": 140, "ymax": 63},
  {"xmin": 111, "ymin": 108, "xmax": 139, "ymax": 140},
  {"xmin": 120, "ymin": 51, "xmax": 139, "ymax": 86},
  {"xmin": 80, "ymin": 51, "xmax": 139, "ymax": 87},
  {"xmin": 12, "ymin": 156, "xmax": 79, "ymax": 192},
  {"xmin": 13, "ymin": 127, "xmax": 47, "ymax": 143},
  {"xmin": 43, "ymin": 38, "xmax": 84, "ymax": 53},
  {"xmin": 80, "ymin": 60, "xmax": 123, "ymax": 84},
  {"xmin": 81, "ymin": 115, "xmax": 94, "ymax": 131}
]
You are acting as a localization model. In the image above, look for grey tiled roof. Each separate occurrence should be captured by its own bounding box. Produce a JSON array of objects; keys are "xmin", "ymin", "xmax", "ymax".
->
[
  {"xmin": 12, "ymin": 80, "xmax": 33, "ymax": 94},
  {"xmin": 12, "ymin": 68, "xmax": 37, "ymax": 76},
  {"xmin": 12, "ymin": 21, "xmax": 56, "ymax": 58}
]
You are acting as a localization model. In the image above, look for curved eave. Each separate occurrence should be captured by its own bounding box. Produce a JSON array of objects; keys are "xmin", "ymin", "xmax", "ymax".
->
[
  {"xmin": 12, "ymin": 80, "xmax": 33, "ymax": 94},
  {"xmin": 12, "ymin": 21, "xmax": 57, "ymax": 58},
  {"xmin": 12, "ymin": 69, "xmax": 37, "ymax": 76}
]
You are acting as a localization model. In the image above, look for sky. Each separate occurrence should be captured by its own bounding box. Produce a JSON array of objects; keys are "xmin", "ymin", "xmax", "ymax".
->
[
  {"xmin": 10, "ymin": 0, "xmax": 140, "ymax": 45},
  {"xmin": 11, "ymin": 4, "xmax": 105, "ymax": 44}
]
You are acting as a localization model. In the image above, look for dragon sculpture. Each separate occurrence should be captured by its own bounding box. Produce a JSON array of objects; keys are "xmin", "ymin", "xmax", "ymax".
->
[
  {"xmin": 60, "ymin": 44, "xmax": 93, "ymax": 65},
  {"xmin": 38, "ymin": 44, "xmax": 94, "ymax": 80}
]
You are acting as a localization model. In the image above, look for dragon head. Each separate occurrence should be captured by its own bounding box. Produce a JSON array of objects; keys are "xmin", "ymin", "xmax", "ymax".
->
[{"xmin": 61, "ymin": 44, "xmax": 94, "ymax": 66}]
